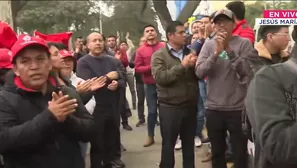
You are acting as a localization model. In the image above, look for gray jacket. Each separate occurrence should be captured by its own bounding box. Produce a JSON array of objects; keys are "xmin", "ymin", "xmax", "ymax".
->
[
  {"xmin": 195, "ymin": 35, "xmax": 255, "ymax": 111},
  {"xmin": 246, "ymin": 58, "xmax": 297, "ymax": 168}
]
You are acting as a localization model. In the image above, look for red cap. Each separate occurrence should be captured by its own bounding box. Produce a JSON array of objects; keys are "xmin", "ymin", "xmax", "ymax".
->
[
  {"xmin": 59, "ymin": 49, "xmax": 74, "ymax": 58},
  {"xmin": 11, "ymin": 34, "xmax": 49, "ymax": 62},
  {"xmin": 0, "ymin": 48, "xmax": 13, "ymax": 69}
]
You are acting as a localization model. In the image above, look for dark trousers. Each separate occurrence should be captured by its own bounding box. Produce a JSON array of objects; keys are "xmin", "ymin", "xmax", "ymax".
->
[
  {"xmin": 206, "ymin": 110, "xmax": 248, "ymax": 168},
  {"xmin": 90, "ymin": 106, "xmax": 119, "ymax": 168},
  {"xmin": 159, "ymin": 105, "xmax": 197, "ymax": 168},
  {"xmin": 119, "ymin": 87, "xmax": 129, "ymax": 125},
  {"xmin": 136, "ymin": 82, "xmax": 145, "ymax": 121}
]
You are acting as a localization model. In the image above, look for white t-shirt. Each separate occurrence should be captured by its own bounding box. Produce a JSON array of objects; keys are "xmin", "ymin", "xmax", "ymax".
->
[{"xmin": 70, "ymin": 72, "xmax": 96, "ymax": 114}]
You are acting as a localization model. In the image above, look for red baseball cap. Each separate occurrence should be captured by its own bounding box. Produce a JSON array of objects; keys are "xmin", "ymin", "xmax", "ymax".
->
[
  {"xmin": 59, "ymin": 49, "xmax": 74, "ymax": 59},
  {"xmin": 0, "ymin": 48, "xmax": 13, "ymax": 69},
  {"xmin": 11, "ymin": 34, "xmax": 49, "ymax": 62}
]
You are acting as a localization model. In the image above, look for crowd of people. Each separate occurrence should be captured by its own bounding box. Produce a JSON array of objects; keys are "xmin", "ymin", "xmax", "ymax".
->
[{"xmin": 0, "ymin": 1, "xmax": 296, "ymax": 168}]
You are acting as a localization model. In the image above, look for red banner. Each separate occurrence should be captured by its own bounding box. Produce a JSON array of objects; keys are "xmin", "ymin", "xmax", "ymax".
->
[{"xmin": 33, "ymin": 30, "xmax": 73, "ymax": 49}]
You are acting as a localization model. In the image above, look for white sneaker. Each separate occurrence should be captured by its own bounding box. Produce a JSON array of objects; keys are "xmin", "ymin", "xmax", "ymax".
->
[
  {"xmin": 195, "ymin": 137, "xmax": 202, "ymax": 147},
  {"xmin": 175, "ymin": 139, "xmax": 182, "ymax": 150}
]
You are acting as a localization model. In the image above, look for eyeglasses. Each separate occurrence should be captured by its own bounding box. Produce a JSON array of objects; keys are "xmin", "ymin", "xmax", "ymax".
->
[{"xmin": 273, "ymin": 33, "xmax": 290, "ymax": 37}]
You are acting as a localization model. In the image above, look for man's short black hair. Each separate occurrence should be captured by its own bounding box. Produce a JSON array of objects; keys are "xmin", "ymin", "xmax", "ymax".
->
[
  {"xmin": 166, "ymin": 21, "xmax": 184, "ymax": 40},
  {"xmin": 107, "ymin": 35, "xmax": 117, "ymax": 40},
  {"xmin": 226, "ymin": 1, "xmax": 245, "ymax": 20},
  {"xmin": 259, "ymin": 25, "xmax": 289, "ymax": 40},
  {"xmin": 76, "ymin": 36, "xmax": 83, "ymax": 39},
  {"xmin": 143, "ymin": 24, "xmax": 156, "ymax": 31},
  {"xmin": 120, "ymin": 41, "xmax": 127, "ymax": 45}
]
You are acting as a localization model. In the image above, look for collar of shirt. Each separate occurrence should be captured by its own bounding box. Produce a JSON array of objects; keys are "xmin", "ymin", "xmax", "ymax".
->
[{"xmin": 167, "ymin": 43, "xmax": 183, "ymax": 61}]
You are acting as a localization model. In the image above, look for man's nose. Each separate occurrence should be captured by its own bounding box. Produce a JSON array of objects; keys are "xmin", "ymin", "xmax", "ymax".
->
[{"xmin": 29, "ymin": 60, "xmax": 39, "ymax": 69}]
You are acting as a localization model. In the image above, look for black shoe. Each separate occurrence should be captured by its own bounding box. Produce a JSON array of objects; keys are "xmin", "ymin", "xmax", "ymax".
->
[
  {"xmin": 136, "ymin": 120, "xmax": 145, "ymax": 127},
  {"xmin": 201, "ymin": 137, "xmax": 210, "ymax": 144},
  {"xmin": 111, "ymin": 158, "xmax": 125, "ymax": 168},
  {"xmin": 156, "ymin": 120, "xmax": 160, "ymax": 126},
  {"xmin": 122, "ymin": 124, "xmax": 133, "ymax": 131}
]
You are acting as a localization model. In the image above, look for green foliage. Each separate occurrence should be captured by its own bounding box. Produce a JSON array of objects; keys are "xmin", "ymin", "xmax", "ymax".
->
[
  {"xmin": 101, "ymin": 1, "xmax": 158, "ymax": 44},
  {"xmin": 15, "ymin": 1, "xmax": 157, "ymax": 45},
  {"xmin": 245, "ymin": 1, "xmax": 265, "ymax": 28},
  {"xmin": 16, "ymin": 1, "xmax": 97, "ymax": 37}
]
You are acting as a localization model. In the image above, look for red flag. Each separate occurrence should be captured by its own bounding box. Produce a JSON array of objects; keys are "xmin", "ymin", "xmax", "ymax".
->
[
  {"xmin": 0, "ymin": 21, "xmax": 17, "ymax": 49},
  {"xmin": 33, "ymin": 30, "xmax": 73, "ymax": 49}
]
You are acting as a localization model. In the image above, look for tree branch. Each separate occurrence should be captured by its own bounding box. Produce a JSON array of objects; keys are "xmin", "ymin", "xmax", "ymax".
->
[
  {"xmin": 177, "ymin": 0, "xmax": 201, "ymax": 23},
  {"xmin": 152, "ymin": 0, "xmax": 172, "ymax": 30}
]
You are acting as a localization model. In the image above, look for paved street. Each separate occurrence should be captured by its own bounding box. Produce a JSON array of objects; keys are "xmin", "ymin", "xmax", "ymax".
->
[
  {"xmin": 120, "ymin": 109, "xmax": 212, "ymax": 168},
  {"xmin": 86, "ymin": 89, "xmax": 234, "ymax": 168},
  {"xmin": 120, "ymin": 89, "xmax": 214, "ymax": 168}
]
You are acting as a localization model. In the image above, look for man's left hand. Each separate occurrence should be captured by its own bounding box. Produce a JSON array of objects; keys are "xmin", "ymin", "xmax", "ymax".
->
[{"xmin": 107, "ymin": 80, "xmax": 118, "ymax": 91}]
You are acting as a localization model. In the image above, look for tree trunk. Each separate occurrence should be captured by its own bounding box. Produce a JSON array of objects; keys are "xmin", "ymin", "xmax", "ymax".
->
[
  {"xmin": 177, "ymin": 0, "xmax": 201, "ymax": 23},
  {"xmin": 151, "ymin": 0, "xmax": 201, "ymax": 30},
  {"xmin": 152, "ymin": 0, "xmax": 172, "ymax": 30},
  {"xmin": 0, "ymin": 1, "xmax": 13, "ymax": 28}
]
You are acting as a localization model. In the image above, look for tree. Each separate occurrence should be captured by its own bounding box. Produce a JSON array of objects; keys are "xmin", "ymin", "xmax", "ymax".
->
[
  {"xmin": 105, "ymin": 0, "xmax": 201, "ymax": 30},
  {"xmin": 11, "ymin": 0, "xmax": 28, "ymax": 30},
  {"xmin": 101, "ymin": 1, "xmax": 158, "ymax": 43},
  {"xmin": 245, "ymin": 1, "xmax": 265, "ymax": 28},
  {"xmin": 0, "ymin": 1, "xmax": 13, "ymax": 27},
  {"xmin": 15, "ymin": 1, "xmax": 98, "ymax": 37}
]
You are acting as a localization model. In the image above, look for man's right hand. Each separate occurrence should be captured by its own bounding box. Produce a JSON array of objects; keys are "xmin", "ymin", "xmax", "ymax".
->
[
  {"xmin": 48, "ymin": 91, "xmax": 78, "ymax": 122},
  {"xmin": 215, "ymin": 31, "xmax": 227, "ymax": 55},
  {"xmin": 182, "ymin": 53, "xmax": 197, "ymax": 67},
  {"xmin": 106, "ymin": 71, "xmax": 119, "ymax": 80}
]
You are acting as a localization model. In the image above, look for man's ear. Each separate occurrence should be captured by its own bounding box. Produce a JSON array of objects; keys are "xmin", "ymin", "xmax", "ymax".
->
[{"xmin": 12, "ymin": 65, "xmax": 20, "ymax": 76}]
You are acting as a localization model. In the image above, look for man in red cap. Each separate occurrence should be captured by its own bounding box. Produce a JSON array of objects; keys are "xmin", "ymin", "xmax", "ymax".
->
[{"xmin": 0, "ymin": 34, "xmax": 96, "ymax": 168}]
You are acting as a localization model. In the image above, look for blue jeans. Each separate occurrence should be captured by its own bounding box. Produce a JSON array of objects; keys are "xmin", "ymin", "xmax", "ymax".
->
[
  {"xmin": 144, "ymin": 84, "xmax": 158, "ymax": 137},
  {"xmin": 196, "ymin": 80, "xmax": 206, "ymax": 138}
]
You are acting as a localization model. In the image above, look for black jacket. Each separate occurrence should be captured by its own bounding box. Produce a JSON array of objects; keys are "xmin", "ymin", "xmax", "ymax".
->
[
  {"xmin": 0, "ymin": 72, "xmax": 95, "ymax": 168},
  {"xmin": 246, "ymin": 58, "xmax": 297, "ymax": 168},
  {"xmin": 247, "ymin": 40, "xmax": 289, "ymax": 74}
]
